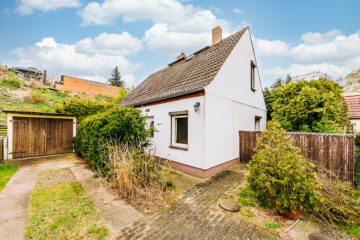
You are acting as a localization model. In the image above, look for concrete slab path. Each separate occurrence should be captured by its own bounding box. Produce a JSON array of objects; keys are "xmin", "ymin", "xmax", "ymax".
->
[
  {"xmin": 0, "ymin": 154, "xmax": 143, "ymax": 240},
  {"xmin": 71, "ymin": 164, "xmax": 143, "ymax": 232}
]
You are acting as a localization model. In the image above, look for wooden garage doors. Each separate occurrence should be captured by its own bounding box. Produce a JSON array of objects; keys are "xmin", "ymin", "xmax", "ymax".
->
[{"xmin": 12, "ymin": 117, "xmax": 74, "ymax": 159}]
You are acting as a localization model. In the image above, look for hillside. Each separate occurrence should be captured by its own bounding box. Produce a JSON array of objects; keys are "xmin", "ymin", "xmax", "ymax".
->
[{"xmin": 0, "ymin": 73, "xmax": 114, "ymax": 120}]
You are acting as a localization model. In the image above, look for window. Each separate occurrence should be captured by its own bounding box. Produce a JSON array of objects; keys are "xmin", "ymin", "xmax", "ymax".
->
[
  {"xmin": 251, "ymin": 61, "xmax": 257, "ymax": 91},
  {"xmin": 255, "ymin": 116, "xmax": 261, "ymax": 131},
  {"xmin": 169, "ymin": 111, "xmax": 188, "ymax": 150},
  {"xmin": 146, "ymin": 116, "xmax": 154, "ymax": 138}
]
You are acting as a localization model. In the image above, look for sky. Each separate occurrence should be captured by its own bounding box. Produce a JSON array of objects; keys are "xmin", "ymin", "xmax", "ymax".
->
[{"xmin": 0, "ymin": 0, "xmax": 359, "ymax": 88}]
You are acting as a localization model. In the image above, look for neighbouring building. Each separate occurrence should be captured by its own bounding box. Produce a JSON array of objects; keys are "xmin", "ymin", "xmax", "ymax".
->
[
  {"xmin": 119, "ymin": 26, "xmax": 267, "ymax": 178},
  {"xmin": 55, "ymin": 75, "xmax": 121, "ymax": 97},
  {"xmin": 344, "ymin": 95, "xmax": 360, "ymax": 132}
]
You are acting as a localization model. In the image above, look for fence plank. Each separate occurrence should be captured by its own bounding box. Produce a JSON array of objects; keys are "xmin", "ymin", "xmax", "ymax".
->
[{"xmin": 239, "ymin": 131, "xmax": 355, "ymax": 182}]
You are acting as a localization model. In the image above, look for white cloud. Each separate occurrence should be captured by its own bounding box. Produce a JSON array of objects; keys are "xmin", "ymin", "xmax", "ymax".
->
[
  {"xmin": 79, "ymin": 0, "xmax": 195, "ymax": 26},
  {"xmin": 255, "ymin": 29, "xmax": 360, "ymax": 84},
  {"xmin": 233, "ymin": 8, "xmax": 244, "ymax": 14},
  {"xmin": 144, "ymin": 24, "xmax": 210, "ymax": 54},
  {"xmin": 17, "ymin": 0, "xmax": 80, "ymax": 15},
  {"xmin": 253, "ymin": 38, "xmax": 290, "ymax": 58},
  {"xmin": 79, "ymin": 0, "xmax": 233, "ymax": 55},
  {"xmin": 12, "ymin": 34, "xmax": 141, "ymax": 86},
  {"xmin": 76, "ymin": 32, "xmax": 143, "ymax": 56},
  {"xmin": 80, "ymin": 74, "xmax": 135, "ymax": 87}
]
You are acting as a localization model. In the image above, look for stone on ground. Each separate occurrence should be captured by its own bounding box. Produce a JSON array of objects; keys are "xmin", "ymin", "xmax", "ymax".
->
[
  {"xmin": 308, "ymin": 233, "xmax": 335, "ymax": 240},
  {"xmin": 219, "ymin": 198, "xmax": 241, "ymax": 212}
]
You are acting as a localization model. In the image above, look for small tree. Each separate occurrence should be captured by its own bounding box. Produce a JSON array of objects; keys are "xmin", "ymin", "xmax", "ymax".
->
[
  {"xmin": 108, "ymin": 66, "xmax": 125, "ymax": 87},
  {"xmin": 344, "ymin": 67, "xmax": 360, "ymax": 93},
  {"xmin": 247, "ymin": 121, "xmax": 318, "ymax": 215}
]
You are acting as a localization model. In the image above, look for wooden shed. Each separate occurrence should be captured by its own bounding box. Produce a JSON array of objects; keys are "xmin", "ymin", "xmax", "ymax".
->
[{"xmin": 3, "ymin": 110, "xmax": 77, "ymax": 159}]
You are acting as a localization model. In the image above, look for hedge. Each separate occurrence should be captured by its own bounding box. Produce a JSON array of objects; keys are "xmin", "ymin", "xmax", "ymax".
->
[{"xmin": 73, "ymin": 107, "xmax": 151, "ymax": 172}]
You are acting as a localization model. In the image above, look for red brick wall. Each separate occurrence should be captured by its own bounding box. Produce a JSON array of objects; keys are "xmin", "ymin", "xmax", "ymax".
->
[{"xmin": 55, "ymin": 75, "xmax": 121, "ymax": 97}]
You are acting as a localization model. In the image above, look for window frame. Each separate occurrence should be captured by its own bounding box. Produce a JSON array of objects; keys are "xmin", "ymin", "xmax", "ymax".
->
[
  {"xmin": 251, "ymin": 60, "xmax": 257, "ymax": 91},
  {"xmin": 169, "ymin": 111, "xmax": 188, "ymax": 150}
]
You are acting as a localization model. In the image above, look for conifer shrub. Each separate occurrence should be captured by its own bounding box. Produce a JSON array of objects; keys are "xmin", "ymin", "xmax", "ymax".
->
[{"xmin": 247, "ymin": 121, "xmax": 318, "ymax": 215}]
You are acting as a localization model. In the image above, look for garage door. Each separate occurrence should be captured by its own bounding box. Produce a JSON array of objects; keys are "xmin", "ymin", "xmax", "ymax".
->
[{"xmin": 12, "ymin": 117, "xmax": 74, "ymax": 159}]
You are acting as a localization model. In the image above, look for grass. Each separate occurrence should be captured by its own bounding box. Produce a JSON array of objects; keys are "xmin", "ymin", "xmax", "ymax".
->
[
  {"xmin": 0, "ymin": 165, "xmax": 18, "ymax": 192},
  {"xmin": 25, "ymin": 182, "xmax": 108, "ymax": 240},
  {"xmin": 264, "ymin": 221, "xmax": 282, "ymax": 229},
  {"xmin": 346, "ymin": 225, "xmax": 360, "ymax": 239},
  {"xmin": 237, "ymin": 187, "xmax": 256, "ymax": 207}
]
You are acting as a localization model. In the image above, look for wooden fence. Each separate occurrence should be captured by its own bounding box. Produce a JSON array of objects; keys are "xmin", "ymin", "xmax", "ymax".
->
[{"xmin": 239, "ymin": 131, "xmax": 355, "ymax": 182}]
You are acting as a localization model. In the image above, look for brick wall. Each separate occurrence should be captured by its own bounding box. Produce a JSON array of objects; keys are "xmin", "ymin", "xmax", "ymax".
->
[{"xmin": 55, "ymin": 75, "xmax": 121, "ymax": 97}]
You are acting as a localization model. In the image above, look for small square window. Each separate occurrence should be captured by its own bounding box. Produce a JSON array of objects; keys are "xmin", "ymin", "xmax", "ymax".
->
[{"xmin": 171, "ymin": 115, "xmax": 188, "ymax": 149}]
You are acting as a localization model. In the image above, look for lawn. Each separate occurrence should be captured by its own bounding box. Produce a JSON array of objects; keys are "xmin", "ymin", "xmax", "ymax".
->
[
  {"xmin": 0, "ymin": 165, "xmax": 18, "ymax": 192},
  {"xmin": 25, "ymin": 182, "xmax": 108, "ymax": 240}
]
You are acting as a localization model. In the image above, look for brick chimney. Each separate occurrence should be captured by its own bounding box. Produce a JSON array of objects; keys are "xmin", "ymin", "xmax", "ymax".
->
[
  {"xmin": 177, "ymin": 52, "xmax": 186, "ymax": 60},
  {"xmin": 212, "ymin": 26, "xmax": 222, "ymax": 45}
]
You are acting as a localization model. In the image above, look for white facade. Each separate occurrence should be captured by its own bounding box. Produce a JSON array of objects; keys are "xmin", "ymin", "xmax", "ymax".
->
[{"xmin": 141, "ymin": 28, "xmax": 266, "ymax": 171}]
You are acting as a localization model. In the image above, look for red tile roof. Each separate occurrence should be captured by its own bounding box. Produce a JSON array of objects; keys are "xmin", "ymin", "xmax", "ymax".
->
[{"xmin": 344, "ymin": 95, "xmax": 360, "ymax": 118}]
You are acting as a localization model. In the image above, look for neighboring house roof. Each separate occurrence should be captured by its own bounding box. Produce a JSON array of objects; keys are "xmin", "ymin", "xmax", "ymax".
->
[
  {"xmin": 119, "ymin": 27, "xmax": 248, "ymax": 107},
  {"xmin": 344, "ymin": 95, "xmax": 360, "ymax": 118}
]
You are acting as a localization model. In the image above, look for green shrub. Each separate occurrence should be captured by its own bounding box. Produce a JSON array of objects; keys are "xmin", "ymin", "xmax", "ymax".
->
[
  {"xmin": 56, "ymin": 98, "xmax": 115, "ymax": 116},
  {"xmin": 25, "ymin": 91, "xmax": 46, "ymax": 104},
  {"xmin": 247, "ymin": 121, "xmax": 318, "ymax": 215},
  {"xmin": 73, "ymin": 107, "xmax": 152, "ymax": 172},
  {"xmin": 0, "ymin": 72, "xmax": 23, "ymax": 89}
]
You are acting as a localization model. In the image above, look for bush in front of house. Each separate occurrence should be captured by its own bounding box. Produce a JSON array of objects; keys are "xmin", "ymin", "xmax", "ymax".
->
[
  {"xmin": 247, "ymin": 121, "xmax": 318, "ymax": 215},
  {"xmin": 73, "ymin": 107, "xmax": 152, "ymax": 173},
  {"xmin": 100, "ymin": 141, "xmax": 173, "ymax": 212},
  {"xmin": 56, "ymin": 98, "xmax": 115, "ymax": 116}
]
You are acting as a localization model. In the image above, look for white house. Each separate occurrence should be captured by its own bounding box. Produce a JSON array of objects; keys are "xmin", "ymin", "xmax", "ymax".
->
[{"xmin": 119, "ymin": 26, "xmax": 267, "ymax": 178}]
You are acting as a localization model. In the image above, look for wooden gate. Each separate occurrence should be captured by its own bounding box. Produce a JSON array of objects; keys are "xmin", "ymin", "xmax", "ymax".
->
[{"xmin": 12, "ymin": 117, "xmax": 74, "ymax": 159}]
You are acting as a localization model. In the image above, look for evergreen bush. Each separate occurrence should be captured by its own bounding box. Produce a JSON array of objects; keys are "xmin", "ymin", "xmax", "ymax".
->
[
  {"xmin": 247, "ymin": 121, "xmax": 318, "ymax": 215},
  {"xmin": 73, "ymin": 107, "xmax": 152, "ymax": 173}
]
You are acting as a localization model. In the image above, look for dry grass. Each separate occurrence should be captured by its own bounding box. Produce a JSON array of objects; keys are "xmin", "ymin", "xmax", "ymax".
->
[
  {"xmin": 25, "ymin": 91, "xmax": 47, "ymax": 103},
  {"xmin": 102, "ymin": 142, "xmax": 176, "ymax": 214}
]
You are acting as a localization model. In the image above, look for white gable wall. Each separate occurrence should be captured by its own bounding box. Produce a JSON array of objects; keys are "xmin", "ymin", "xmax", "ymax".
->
[
  {"xmin": 203, "ymin": 28, "xmax": 267, "ymax": 169},
  {"xmin": 140, "ymin": 95, "xmax": 206, "ymax": 169}
]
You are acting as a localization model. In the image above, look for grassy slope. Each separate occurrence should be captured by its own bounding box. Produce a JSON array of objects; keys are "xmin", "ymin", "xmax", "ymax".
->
[
  {"xmin": 0, "ymin": 74, "xmax": 113, "ymax": 120},
  {"xmin": 0, "ymin": 165, "xmax": 18, "ymax": 192}
]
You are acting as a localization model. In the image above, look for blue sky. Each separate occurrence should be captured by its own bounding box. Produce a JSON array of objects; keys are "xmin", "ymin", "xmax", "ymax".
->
[{"xmin": 1, "ymin": 0, "xmax": 360, "ymax": 87}]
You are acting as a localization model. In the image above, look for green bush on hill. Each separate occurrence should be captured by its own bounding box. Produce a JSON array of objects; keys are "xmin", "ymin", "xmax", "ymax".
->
[{"xmin": 73, "ymin": 107, "xmax": 152, "ymax": 173}]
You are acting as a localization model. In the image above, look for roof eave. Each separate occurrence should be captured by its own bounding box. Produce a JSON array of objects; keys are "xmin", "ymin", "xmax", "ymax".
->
[{"xmin": 122, "ymin": 87, "xmax": 205, "ymax": 107}]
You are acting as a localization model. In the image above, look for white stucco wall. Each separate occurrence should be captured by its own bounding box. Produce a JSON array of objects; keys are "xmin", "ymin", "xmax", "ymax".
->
[
  {"xmin": 203, "ymin": 93, "xmax": 266, "ymax": 169},
  {"xmin": 140, "ymin": 95, "xmax": 206, "ymax": 169},
  {"xmin": 350, "ymin": 119, "xmax": 360, "ymax": 133},
  {"xmin": 203, "ymin": 28, "xmax": 267, "ymax": 169}
]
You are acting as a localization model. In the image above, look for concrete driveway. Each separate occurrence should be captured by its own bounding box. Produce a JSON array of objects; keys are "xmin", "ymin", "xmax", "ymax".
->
[{"xmin": 0, "ymin": 154, "xmax": 142, "ymax": 240}]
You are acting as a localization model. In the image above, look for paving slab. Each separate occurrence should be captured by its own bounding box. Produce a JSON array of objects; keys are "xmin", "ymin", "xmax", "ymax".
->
[{"xmin": 71, "ymin": 164, "xmax": 143, "ymax": 233}]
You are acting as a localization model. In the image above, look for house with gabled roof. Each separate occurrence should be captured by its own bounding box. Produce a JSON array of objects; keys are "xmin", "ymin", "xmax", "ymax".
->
[
  {"xmin": 119, "ymin": 26, "xmax": 267, "ymax": 178},
  {"xmin": 344, "ymin": 94, "xmax": 360, "ymax": 132}
]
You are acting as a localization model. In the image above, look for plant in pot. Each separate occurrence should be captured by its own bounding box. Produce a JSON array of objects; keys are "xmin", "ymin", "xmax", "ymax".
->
[{"xmin": 247, "ymin": 121, "xmax": 318, "ymax": 220}]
